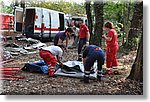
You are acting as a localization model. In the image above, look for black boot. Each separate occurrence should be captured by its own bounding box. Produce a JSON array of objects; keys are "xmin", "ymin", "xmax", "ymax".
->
[
  {"xmin": 97, "ymin": 75, "xmax": 102, "ymax": 81},
  {"xmin": 77, "ymin": 54, "xmax": 82, "ymax": 61},
  {"xmin": 84, "ymin": 75, "xmax": 90, "ymax": 83},
  {"xmin": 77, "ymin": 57, "xmax": 82, "ymax": 61},
  {"xmin": 97, "ymin": 71, "xmax": 103, "ymax": 81}
]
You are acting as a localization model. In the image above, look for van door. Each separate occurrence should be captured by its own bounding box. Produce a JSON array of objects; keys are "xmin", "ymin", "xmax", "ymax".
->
[
  {"xmin": 59, "ymin": 13, "xmax": 65, "ymax": 31},
  {"xmin": 51, "ymin": 12, "xmax": 59, "ymax": 38},
  {"xmin": 49, "ymin": 12, "xmax": 51, "ymax": 40},
  {"xmin": 14, "ymin": 7, "xmax": 23, "ymax": 32},
  {"xmin": 34, "ymin": 8, "xmax": 42, "ymax": 37},
  {"xmin": 24, "ymin": 8, "xmax": 35, "ymax": 38},
  {"xmin": 42, "ymin": 9, "xmax": 50, "ymax": 38}
]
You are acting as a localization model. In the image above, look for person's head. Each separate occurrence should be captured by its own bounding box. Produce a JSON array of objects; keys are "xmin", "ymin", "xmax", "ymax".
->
[
  {"xmin": 73, "ymin": 26, "xmax": 76, "ymax": 30},
  {"xmin": 65, "ymin": 27, "xmax": 73, "ymax": 38},
  {"xmin": 78, "ymin": 19, "xmax": 84, "ymax": 27},
  {"xmin": 103, "ymin": 21, "xmax": 114, "ymax": 31}
]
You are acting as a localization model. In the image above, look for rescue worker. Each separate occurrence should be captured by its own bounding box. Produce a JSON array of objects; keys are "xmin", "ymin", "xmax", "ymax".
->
[
  {"xmin": 78, "ymin": 19, "xmax": 90, "ymax": 61},
  {"xmin": 39, "ymin": 45, "xmax": 63, "ymax": 77},
  {"xmin": 54, "ymin": 27, "xmax": 73, "ymax": 51},
  {"xmin": 82, "ymin": 45, "xmax": 105, "ymax": 83},
  {"xmin": 102, "ymin": 22, "xmax": 119, "ymax": 74}
]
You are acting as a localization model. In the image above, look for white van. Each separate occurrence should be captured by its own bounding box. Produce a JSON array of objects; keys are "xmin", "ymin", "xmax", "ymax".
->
[
  {"xmin": 65, "ymin": 16, "xmax": 88, "ymax": 27},
  {"xmin": 71, "ymin": 16, "xmax": 88, "ymax": 25},
  {"xmin": 14, "ymin": 7, "xmax": 65, "ymax": 41}
]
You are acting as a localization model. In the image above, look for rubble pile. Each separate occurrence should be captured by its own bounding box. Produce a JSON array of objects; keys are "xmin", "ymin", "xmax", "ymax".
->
[{"xmin": 1, "ymin": 37, "xmax": 47, "ymax": 61}]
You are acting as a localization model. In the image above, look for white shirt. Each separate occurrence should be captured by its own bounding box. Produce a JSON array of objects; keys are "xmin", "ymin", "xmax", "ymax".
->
[
  {"xmin": 41, "ymin": 46, "xmax": 63, "ymax": 57},
  {"xmin": 73, "ymin": 28, "xmax": 79, "ymax": 36}
]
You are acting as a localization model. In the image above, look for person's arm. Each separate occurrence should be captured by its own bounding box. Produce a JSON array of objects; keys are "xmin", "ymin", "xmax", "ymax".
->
[
  {"xmin": 84, "ymin": 25, "xmax": 90, "ymax": 41},
  {"xmin": 57, "ymin": 55, "xmax": 63, "ymax": 66},
  {"xmin": 102, "ymin": 34, "xmax": 112, "ymax": 41},
  {"xmin": 86, "ymin": 32, "xmax": 90, "ymax": 41},
  {"xmin": 57, "ymin": 55, "xmax": 61, "ymax": 63},
  {"xmin": 58, "ymin": 38, "xmax": 63, "ymax": 45},
  {"xmin": 84, "ymin": 26, "xmax": 90, "ymax": 45},
  {"xmin": 66, "ymin": 37, "xmax": 69, "ymax": 49},
  {"xmin": 57, "ymin": 50, "xmax": 63, "ymax": 66},
  {"xmin": 77, "ymin": 28, "xmax": 79, "ymax": 36}
]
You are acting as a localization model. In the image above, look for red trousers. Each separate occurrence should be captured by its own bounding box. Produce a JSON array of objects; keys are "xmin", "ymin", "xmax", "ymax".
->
[
  {"xmin": 106, "ymin": 46, "xmax": 118, "ymax": 68},
  {"xmin": 39, "ymin": 50, "xmax": 56, "ymax": 66}
]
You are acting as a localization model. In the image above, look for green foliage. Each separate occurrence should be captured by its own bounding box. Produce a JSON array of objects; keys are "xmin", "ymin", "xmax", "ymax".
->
[
  {"xmin": 103, "ymin": 0, "xmax": 134, "ymax": 29},
  {"xmin": 30, "ymin": 0, "xmax": 86, "ymax": 16},
  {"xmin": 0, "ymin": 0, "xmax": 13, "ymax": 13},
  {"xmin": 0, "ymin": 6, "xmax": 13, "ymax": 13},
  {"xmin": 102, "ymin": 0, "xmax": 136, "ymax": 48},
  {"xmin": 104, "ymin": 1, "xmax": 123, "ymax": 22}
]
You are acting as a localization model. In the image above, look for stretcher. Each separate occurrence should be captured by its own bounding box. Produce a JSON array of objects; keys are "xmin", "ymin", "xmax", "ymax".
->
[
  {"xmin": 0, "ymin": 67, "xmax": 25, "ymax": 81},
  {"xmin": 55, "ymin": 61, "xmax": 98, "ymax": 79}
]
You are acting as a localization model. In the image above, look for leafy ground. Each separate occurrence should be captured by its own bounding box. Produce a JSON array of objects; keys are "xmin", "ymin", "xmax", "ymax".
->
[{"xmin": 0, "ymin": 38, "xmax": 143, "ymax": 95}]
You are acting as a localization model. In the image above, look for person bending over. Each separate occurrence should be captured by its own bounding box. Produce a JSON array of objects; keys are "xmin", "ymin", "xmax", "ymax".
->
[
  {"xmin": 54, "ymin": 28, "xmax": 73, "ymax": 51},
  {"xmin": 82, "ymin": 45, "xmax": 105, "ymax": 83},
  {"xmin": 39, "ymin": 45, "xmax": 63, "ymax": 77}
]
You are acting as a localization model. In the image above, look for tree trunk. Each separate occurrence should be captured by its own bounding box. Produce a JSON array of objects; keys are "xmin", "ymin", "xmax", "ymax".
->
[
  {"xmin": 85, "ymin": 1, "xmax": 93, "ymax": 35},
  {"xmin": 127, "ymin": 33, "xmax": 143, "ymax": 82},
  {"xmin": 127, "ymin": 1, "xmax": 143, "ymax": 81},
  {"xmin": 20, "ymin": 0, "xmax": 26, "ymax": 35},
  {"xmin": 126, "ymin": 2, "xmax": 143, "ymax": 50},
  {"xmin": 20, "ymin": 0, "xmax": 25, "ymax": 8},
  {"xmin": 14, "ymin": 0, "xmax": 19, "ymax": 6},
  {"xmin": 91, "ymin": 1, "xmax": 103, "ymax": 47}
]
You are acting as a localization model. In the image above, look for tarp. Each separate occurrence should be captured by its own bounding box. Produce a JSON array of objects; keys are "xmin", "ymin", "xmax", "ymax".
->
[
  {"xmin": 22, "ymin": 60, "xmax": 48, "ymax": 74},
  {"xmin": 55, "ymin": 61, "xmax": 98, "ymax": 79}
]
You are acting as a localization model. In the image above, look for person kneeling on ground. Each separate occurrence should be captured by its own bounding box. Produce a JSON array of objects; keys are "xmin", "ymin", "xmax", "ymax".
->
[
  {"xmin": 39, "ymin": 45, "xmax": 63, "ymax": 77},
  {"xmin": 82, "ymin": 45, "xmax": 105, "ymax": 83},
  {"xmin": 54, "ymin": 27, "xmax": 73, "ymax": 51}
]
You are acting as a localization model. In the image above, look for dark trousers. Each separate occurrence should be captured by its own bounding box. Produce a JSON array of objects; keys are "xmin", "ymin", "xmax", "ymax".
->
[
  {"xmin": 84, "ymin": 50, "xmax": 105, "ymax": 74},
  {"xmin": 78, "ymin": 38, "xmax": 86, "ymax": 54},
  {"xmin": 72, "ymin": 36, "xmax": 79, "ymax": 47}
]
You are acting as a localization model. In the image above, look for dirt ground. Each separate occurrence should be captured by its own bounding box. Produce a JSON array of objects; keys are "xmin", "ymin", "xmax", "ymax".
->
[{"xmin": 0, "ymin": 37, "xmax": 143, "ymax": 95}]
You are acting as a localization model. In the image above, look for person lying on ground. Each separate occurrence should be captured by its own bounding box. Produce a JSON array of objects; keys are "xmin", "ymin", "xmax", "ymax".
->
[{"xmin": 39, "ymin": 45, "xmax": 63, "ymax": 77}]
